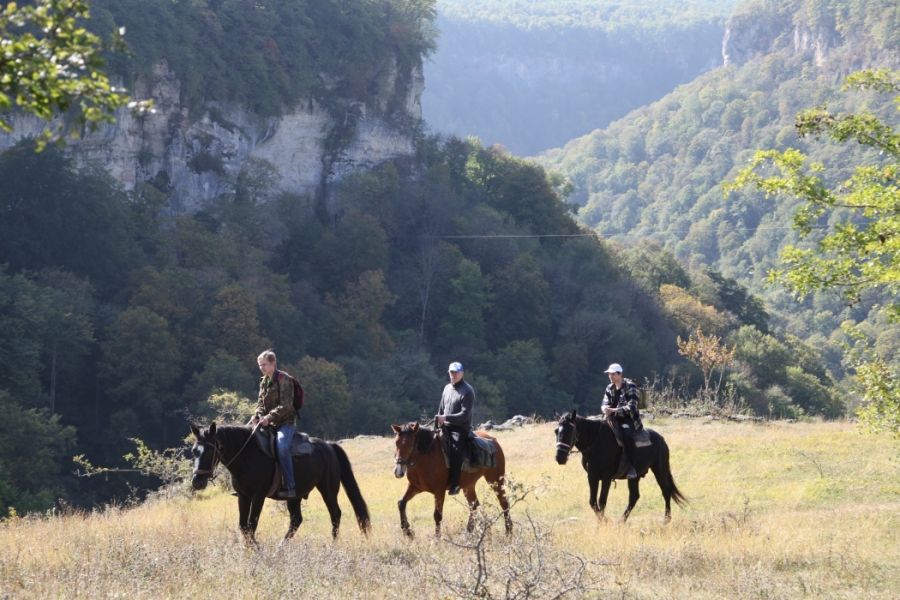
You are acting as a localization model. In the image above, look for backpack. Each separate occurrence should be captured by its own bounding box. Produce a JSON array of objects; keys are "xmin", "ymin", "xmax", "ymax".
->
[{"xmin": 277, "ymin": 371, "xmax": 304, "ymax": 412}]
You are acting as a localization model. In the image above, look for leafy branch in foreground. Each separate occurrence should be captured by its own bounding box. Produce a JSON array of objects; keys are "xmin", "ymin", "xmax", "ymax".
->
[
  {"xmin": 726, "ymin": 69, "xmax": 899, "ymax": 434},
  {"xmin": 0, "ymin": 0, "xmax": 152, "ymax": 148},
  {"xmin": 74, "ymin": 437, "xmax": 191, "ymax": 491},
  {"xmin": 725, "ymin": 69, "xmax": 899, "ymax": 312}
]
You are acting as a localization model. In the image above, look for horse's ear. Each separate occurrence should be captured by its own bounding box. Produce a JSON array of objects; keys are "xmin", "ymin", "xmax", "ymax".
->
[
  {"xmin": 209, "ymin": 422, "xmax": 217, "ymax": 436},
  {"xmin": 391, "ymin": 424, "xmax": 402, "ymax": 434},
  {"xmin": 412, "ymin": 422, "xmax": 419, "ymax": 432},
  {"xmin": 572, "ymin": 408, "xmax": 577, "ymax": 419},
  {"xmin": 190, "ymin": 422, "xmax": 201, "ymax": 438}
]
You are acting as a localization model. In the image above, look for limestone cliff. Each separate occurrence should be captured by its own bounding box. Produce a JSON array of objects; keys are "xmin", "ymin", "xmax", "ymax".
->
[
  {"xmin": 1, "ymin": 60, "xmax": 423, "ymax": 213},
  {"xmin": 722, "ymin": 5, "xmax": 841, "ymax": 68}
]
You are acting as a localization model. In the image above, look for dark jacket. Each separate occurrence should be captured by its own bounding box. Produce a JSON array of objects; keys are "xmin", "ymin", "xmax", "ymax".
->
[
  {"xmin": 438, "ymin": 379, "xmax": 475, "ymax": 430},
  {"xmin": 602, "ymin": 378, "xmax": 643, "ymax": 430},
  {"xmin": 256, "ymin": 369, "xmax": 296, "ymax": 428}
]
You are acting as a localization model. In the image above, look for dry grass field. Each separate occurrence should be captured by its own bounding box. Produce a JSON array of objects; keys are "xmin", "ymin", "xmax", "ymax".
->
[{"xmin": 1, "ymin": 418, "xmax": 898, "ymax": 599}]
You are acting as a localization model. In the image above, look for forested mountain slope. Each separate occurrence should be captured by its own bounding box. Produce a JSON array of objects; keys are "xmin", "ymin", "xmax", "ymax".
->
[
  {"xmin": 423, "ymin": 0, "xmax": 738, "ymax": 155},
  {"xmin": 541, "ymin": 0, "xmax": 899, "ymax": 377}
]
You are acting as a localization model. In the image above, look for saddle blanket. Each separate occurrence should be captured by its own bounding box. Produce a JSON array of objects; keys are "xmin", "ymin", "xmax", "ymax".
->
[
  {"xmin": 440, "ymin": 433, "xmax": 498, "ymax": 471},
  {"xmin": 254, "ymin": 428, "xmax": 315, "ymax": 459},
  {"xmin": 588, "ymin": 415, "xmax": 651, "ymax": 448}
]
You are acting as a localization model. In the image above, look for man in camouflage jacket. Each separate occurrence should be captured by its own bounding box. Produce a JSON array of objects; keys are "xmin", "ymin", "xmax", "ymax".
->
[{"xmin": 253, "ymin": 350, "xmax": 297, "ymax": 499}]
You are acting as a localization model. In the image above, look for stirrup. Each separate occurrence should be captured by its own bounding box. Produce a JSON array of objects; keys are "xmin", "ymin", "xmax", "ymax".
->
[{"xmin": 276, "ymin": 488, "xmax": 297, "ymax": 500}]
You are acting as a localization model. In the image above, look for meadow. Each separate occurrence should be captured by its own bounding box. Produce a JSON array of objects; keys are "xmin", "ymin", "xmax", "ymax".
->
[{"xmin": 1, "ymin": 418, "xmax": 897, "ymax": 599}]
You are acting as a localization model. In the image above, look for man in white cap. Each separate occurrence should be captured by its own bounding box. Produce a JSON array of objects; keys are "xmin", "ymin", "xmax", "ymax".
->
[
  {"xmin": 601, "ymin": 363, "xmax": 643, "ymax": 479},
  {"xmin": 436, "ymin": 361, "xmax": 475, "ymax": 495}
]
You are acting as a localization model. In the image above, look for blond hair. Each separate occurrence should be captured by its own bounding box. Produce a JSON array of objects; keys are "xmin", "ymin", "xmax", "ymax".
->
[{"xmin": 257, "ymin": 349, "xmax": 277, "ymax": 364}]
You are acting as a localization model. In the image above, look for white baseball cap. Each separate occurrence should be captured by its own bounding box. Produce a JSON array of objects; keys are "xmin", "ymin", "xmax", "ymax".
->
[
  {"xmin": 448, "ymin": 361, "xmax": 464, "ymax": 372},
  {"xmin": 604, "ymin": 363, "xmax": 623, "ymax": 374}
]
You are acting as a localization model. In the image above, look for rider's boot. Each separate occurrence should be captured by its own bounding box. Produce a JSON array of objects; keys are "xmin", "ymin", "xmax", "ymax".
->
[{"xmin": 276, "ymin": 487, "xmax": 297, "ymax": 499}]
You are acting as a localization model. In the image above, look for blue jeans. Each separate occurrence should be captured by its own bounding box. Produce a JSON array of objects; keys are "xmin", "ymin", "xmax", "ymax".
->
[{"xmin": 276, "ymin": 424, "xmax": 296, "ymax": 490}]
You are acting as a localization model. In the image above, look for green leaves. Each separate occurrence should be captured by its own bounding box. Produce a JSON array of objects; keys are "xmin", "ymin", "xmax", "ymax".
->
[
  {"xmin": 727, "ymin": 69, "xmax": 899, "ymax": 433},
  {"xmin": 726, "ymin": 70, "xmax": 900, "ymax": 311},
  {"xmin": 0, "ymin": 0, "xmax": 151, "ymax": 148}
]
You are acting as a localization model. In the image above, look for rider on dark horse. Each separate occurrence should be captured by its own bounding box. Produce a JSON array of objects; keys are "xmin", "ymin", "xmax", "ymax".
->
[
  {"xmin": 436, "ymin": 361, "xmax": 475, "ymax": 496},
  {"xmin": 252, "ymin": 349, "xmax": 298, "ymax": 499},
  {"xmin": 601, "ymin": 362, "xmax": 642, "ymax": 479}
]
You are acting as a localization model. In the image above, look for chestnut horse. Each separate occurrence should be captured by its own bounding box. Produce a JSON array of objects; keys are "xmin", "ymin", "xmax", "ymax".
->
[{"xmin": 391, "ymin": 422, "xmax": 512, "ymax": 537}]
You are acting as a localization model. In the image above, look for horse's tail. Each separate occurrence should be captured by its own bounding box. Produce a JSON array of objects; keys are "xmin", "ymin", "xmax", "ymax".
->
[
  {"xmin": 655, "ymin": 432, "xmax": 688, "ymax": 508},
  {"xmin": 331, "ymin": 443, "xmax": 371, "ymax": 535},
  {"xmin": 670, "ymin": 476, "xmax": 688, "ymax": 508}
]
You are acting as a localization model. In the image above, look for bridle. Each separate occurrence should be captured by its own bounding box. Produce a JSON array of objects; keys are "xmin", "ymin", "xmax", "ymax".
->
[
  {"xmin": 192, "ymin": 437, "xmax": 222, "ymax": 478},
  {"xmin": 394, "ymin": 430, "xmax": 419, "ymax": 469},
  {"xmin": 556, "ymin": 419, "xmax": 578, "ymax": 458},
  {"xmin": 192, "ymin": 424, "xmax": 260, "ymax": 479}
]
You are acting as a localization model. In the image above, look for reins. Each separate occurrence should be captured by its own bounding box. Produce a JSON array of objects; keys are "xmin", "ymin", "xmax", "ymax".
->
[
  {"xmin": 394, "ymin": 421, "xmax": 437, "ymax": 469},
  {"xmin": 194, "ymin": 423, "xmax": 261, "ymax": 479}
]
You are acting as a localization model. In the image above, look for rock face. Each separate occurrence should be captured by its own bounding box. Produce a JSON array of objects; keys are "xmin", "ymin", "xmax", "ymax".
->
[
  {"xmin": 722, "ymin": 9, "xmax": 839, "ymax": 68},
  {"xmin": 0, "ymin": 60, "xmax": 423, "ymax": 213}
]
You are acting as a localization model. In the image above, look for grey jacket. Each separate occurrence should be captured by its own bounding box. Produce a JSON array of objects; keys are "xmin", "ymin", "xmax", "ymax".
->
[{"xmin": 438, "ymin": 380, "xmax": 475, "ymax": 430}]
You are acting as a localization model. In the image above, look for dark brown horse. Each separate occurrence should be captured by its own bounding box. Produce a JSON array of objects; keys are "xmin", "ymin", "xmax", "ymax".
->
[
  {"xmin": 190, "ymin": 422, "xmax": 370, "ymax": 544},
  {"xmin": 391, "ymin": 422, "xmax": 512, "ymax": 537},
  {"xmin": 555, "ymin": 410, "xmax": 686, "ymax": 523}
]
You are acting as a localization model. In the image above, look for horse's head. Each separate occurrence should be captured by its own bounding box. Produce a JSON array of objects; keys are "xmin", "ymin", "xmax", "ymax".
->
[
  {"xmin": 391, "ymin": 422, "xmax": 419, "ymax": 478},
  {"xmin": 189, "ymin": 421, "xmax": 220, "ymax": 490},
  {"xmin": 555, "ymin": 410, "xmax": 577, "ymax": 465}
]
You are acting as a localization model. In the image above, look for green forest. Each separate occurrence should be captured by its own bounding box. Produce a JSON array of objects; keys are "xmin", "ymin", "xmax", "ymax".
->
[
  {"xmin": 424, "ymin": 0, "xmax": 736, "ymax": 154},
  {"xmin": 542, "ymin": 0, "xmax": 898, "ymax": 389},
  {"xmin": 0, "ymin": 0, "xmax": 895, "ymax": 515},
  {"xmin": 91, "ymin": 0, "xmax": 436, "ymax": 117}
]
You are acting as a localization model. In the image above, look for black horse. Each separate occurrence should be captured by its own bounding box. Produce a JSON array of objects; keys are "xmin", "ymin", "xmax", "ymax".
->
[
  {"xmin": 554, "ymin": 410, "xmax": 686, "ymax": 522},
  {"xmin": 190, "ymin": 422, "xmax": 370, "ymax": 544}
]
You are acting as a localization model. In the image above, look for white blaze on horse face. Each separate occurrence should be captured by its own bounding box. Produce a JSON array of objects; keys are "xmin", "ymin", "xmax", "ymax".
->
[
  {"xmin": 192, "ymin": 444, "xmax": 200, "ymax": 473},
  {"xmin": 394, "ymin": 462, "xmax": 406, "ymax": 478}
]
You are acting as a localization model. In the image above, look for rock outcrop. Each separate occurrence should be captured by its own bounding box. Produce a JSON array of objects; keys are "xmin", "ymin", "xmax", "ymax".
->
[{"xmin": 1, "ymin": 60, "xmax": 423, "ymax": 213}]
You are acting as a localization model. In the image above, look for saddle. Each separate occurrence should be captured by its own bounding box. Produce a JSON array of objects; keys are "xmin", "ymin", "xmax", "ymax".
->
[
  {"xmin": 598, "ymin": 416, "xmax": 651, "ymax": 449},
  {"xmin": 253, "ymin": 427, "xmax": 315, "ymax": 459},
  {"xmin": 440, "ymin": 430, "xmax": 498, "ymax": 472},
  {"xmin": 253, "ymin": 427, "xmax": 315, "ymax": 500}
]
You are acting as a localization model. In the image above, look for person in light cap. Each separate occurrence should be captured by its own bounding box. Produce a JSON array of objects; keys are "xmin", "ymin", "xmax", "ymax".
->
[
  {"xmin": 601, "ymin": 363, "xmax": 643, "ymax": 479},
  {"xmin": 436, "ymin": 361, "xmax": 475, "ymax": 495}
]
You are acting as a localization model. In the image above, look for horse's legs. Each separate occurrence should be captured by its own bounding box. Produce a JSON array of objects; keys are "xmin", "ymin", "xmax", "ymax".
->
[
  {"xmin": 588, "ymin": 473, "xmax": 600, "ymax": 517},
  {"xmin": 650, "ymin": 463, "xmax": 673, "ymax": 523},
  {"xmin": 247, "ymin": 494, "xmax": 266, "ymax": 540},
  {"xmin": 621, "ymin": 478, "xmax": 640, "ymax": 522},
  {"xmin": 597, "ymin": 479, "xmax": 612, "ymax": 520},
  {"xmin": 319, "ymin": 484, "xmax": 343, "ymax": 539},
  {"xmin": 398, "ymin": 484, "xmax": 419, "ymax": 538},
  {"xmin": 433, "ymin": 490, "xmax": 447, "ymax": 538},
  {"xmin": 486, "ymin": 474, "xmax": 512, "ymax": 534},
  {"xmin": 237, "ymin": 493, "xmax": 255, "ymax": 544},
  {"xmin": 282, "ymin": 498, "xmax": 303, "ymax": 543},
  {"xmin": 463, "ymin": 486, "xmax": 480, "ymax": 533}
]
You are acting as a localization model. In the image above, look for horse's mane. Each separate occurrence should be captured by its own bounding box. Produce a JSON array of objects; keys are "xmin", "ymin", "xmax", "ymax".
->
[
  {"xmin": 573, "ymin": 415, "xmax": 609, "ymax": 440},
  {"xmin": 400, "ymin": 423, "xmax": 436, "ymax": 453},
  {"xmin": 210, "ymin": 424, "xmax": 253, "ymax": 446}
]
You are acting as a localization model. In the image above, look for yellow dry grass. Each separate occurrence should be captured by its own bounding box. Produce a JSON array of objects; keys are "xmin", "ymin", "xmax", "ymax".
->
[{"xmin": 1, "ymin": 418, "xmax": 898, "ymax": 599}]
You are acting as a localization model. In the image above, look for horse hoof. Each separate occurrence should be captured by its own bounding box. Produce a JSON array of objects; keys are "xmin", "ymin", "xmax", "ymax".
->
[{"xmin": 402, "ymin": 528, "xmax": 414, "ymax": 539}]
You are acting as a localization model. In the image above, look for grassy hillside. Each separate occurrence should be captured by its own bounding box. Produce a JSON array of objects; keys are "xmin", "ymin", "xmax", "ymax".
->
[{"xmin": 2, "ymin": 419, "xmax": 897, "ymax": 598}]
